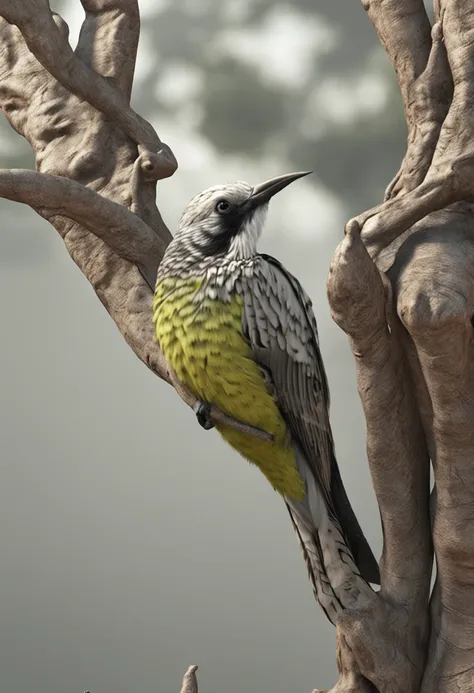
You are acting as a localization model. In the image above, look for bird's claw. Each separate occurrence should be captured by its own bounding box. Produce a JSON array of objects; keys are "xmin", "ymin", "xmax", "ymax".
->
[{"xmin": 193, "ymin": 401, "xmax": 215, "ymax": 430}]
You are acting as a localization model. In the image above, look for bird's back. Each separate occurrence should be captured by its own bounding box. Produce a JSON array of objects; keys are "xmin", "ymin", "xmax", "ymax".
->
[{"xmin": 153, "ymin": 274, "xmax": 305, "ymax": 499}]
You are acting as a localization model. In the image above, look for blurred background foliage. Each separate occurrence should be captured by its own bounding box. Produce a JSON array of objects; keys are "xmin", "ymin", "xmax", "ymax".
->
[
  {"xmin": 137, "ymin": 0, "xmax": 407, "ymax": 212},
  {"xmin": 1, "ymin": 0, "xmax": 408, "ymax": 215}
]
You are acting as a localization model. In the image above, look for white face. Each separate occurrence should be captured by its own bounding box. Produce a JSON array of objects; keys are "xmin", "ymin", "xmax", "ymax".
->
[
  {"xmin": 226, "ymin": 205, "xmax": 268, "ymax": 260},
  {"xmin": 175, "ymin": 182, "xmax": 268, "ymax": 261}
]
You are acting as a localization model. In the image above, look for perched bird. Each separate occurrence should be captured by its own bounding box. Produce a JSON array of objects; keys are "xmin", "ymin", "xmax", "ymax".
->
[{"xmin": 153, "ymin": 172, "xmax": 379, "ymax": 624}]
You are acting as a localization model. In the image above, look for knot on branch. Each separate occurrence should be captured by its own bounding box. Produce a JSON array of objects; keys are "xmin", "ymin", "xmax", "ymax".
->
[
  {"xmin": 327, "ymin": 220, "xmax": 388, "ymax": 343},
  {"xmin": 398, "ymin": 264, "xmax": 470, "ymax": 337},
  {"xmin": 138, "ymin": 143, "xmax": 178, "ymax": 182}
]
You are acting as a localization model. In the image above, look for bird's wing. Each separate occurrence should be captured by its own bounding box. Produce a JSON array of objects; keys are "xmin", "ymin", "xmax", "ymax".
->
[
  {"xmin": 238, "ymin": 254, "xmax": 380, "ymax": 585},
  {"xmin": 237, "ymin": 253, "xmax": 334, "ymax": 508}
]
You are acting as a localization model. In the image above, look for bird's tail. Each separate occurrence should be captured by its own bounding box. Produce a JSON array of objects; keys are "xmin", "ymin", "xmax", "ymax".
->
[{"xmin": 285, "ymin": 447, "xmax": 378, "ymax": 625}]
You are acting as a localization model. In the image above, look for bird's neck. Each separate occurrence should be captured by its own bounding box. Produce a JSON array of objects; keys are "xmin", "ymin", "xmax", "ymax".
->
[
  {"xmin": 159, "ymin": 238, "xmax": 256, "ymax": 277},
  {"xmin": 157, "ymin": 247, "xmax": 259, "ymax": 303}
]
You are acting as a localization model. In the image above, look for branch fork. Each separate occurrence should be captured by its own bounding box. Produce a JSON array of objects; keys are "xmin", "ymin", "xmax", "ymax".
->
[{"xmin": 0, "ymin": 2, "xmax": 271, "ymax": 445}]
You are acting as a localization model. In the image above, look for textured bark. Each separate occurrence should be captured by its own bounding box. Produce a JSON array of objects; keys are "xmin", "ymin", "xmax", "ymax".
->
[
  {"xmin": 326, "ymin": 1, "xmax": 474, "ymax": 691},
  {"xmin": 1, "ymin": 1, "xmax": 473, "ymax": 692},
  {"xmin": 327, "ymin": 222, "xmax": 432, "ymax": 693},
  {"xmin": 180, "ymin": 665, "xmax": 199, "ymax": 693},
  {"xmin": 0, "ymin": 2, "xmax": 266, "ymax": 440}
]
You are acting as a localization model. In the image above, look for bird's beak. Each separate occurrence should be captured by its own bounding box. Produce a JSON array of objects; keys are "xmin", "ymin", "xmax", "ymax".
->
[{"xmin": 248, "ymin": 171, "xmax": 312, "ymax": 208}]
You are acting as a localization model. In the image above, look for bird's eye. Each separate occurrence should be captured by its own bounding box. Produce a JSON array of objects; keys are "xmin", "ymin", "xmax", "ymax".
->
[{"xmin": 215, "ymin": 199, "xmax": 231, "ymax": 214}]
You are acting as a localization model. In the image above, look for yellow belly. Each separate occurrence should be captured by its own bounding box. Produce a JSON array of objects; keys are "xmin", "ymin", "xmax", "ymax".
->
[{"xmin": 153, "ymin": 276, "xmax": 304, "ymax": 499}]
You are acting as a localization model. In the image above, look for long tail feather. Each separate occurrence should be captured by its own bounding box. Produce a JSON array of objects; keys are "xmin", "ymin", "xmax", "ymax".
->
[
  {"xmin": 330, "ymin": 457, "xmax": 380, "ymax": 585},
  {"xmin": 286, "ymin": 502, "xmax": 342, "ymax": 625},
  {"xmin": 285, "ymin": 447, "xmax": 377, "ymax": 624}
]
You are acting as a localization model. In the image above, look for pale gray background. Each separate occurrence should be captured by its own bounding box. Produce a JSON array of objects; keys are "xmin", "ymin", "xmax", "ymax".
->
[{"xmin": 0, "ymin": 1, "xmax": 409, "ymax": 691}]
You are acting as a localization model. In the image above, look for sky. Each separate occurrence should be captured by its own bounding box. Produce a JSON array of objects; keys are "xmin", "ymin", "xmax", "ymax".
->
[{"xmin": 0, "ymin": 3, "xmax": 386, "ymax": 692}]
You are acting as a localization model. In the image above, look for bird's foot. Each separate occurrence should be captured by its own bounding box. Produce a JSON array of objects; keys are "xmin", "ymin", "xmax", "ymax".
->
[{"xmin": 193, "ymin": 401, "xmax": 215, "ymax": 430}]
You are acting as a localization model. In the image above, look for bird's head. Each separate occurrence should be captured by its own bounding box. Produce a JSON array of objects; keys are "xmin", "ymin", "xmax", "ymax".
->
[{"xmin": 169, "ymin": 171, "xmax": 311, "ymax": 267}]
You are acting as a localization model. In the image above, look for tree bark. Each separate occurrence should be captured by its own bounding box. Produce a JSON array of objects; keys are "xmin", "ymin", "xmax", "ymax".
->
[
  {"xmin": 326, "ymin": 1, "xmax": 474, "ymax": 691},
  {"xmin": 1, "ymin": 1, "xmax": 473, "ymax": 692}
]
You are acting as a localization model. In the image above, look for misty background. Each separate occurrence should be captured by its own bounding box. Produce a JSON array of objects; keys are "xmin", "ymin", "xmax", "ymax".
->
[{"xmin": 0, "ymin": 1, "xmax": 408, "ymax": 692}]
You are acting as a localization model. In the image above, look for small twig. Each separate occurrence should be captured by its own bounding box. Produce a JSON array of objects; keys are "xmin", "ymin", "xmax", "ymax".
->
[
  {"xmin": 165, "ymin": 364, "xmax": 275, "ymax": 442},
  {"xmin": 180, "ymin": 665, "xmax": 198, "ymax": 693}
]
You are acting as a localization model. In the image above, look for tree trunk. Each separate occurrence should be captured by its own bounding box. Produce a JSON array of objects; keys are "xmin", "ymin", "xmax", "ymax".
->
[
  {"xmin": 327, "ymin": 1, "xmax": 474, "ymax": 691},
  {"xmin": 0, "ymin": 2, "xmax": 472, "ymax": 692}
]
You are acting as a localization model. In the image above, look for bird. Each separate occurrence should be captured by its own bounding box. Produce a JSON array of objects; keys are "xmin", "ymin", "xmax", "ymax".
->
[{"xmin": 153, "ymin": 171, "xmax": 380, "ymax": 624}]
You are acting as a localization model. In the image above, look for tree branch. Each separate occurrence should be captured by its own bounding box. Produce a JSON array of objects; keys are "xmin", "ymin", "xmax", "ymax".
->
[
  {"xmin": 323, "ymin": 1, "xmax": 474, "ymax": 691},
  {"xmin": 363, "ymin": 0, "xmax": 452, "ymax": 201},
  {"xmin": 393, "ymin": 210, "xmax": 474, "ymax": 690},
  {"xmin": 353, "ymin": 2, "xmax": 474, "ymax": 272},
  {"xmin": 0, "ymin": 167, "xmax": 273, "ymax": 441},
  {"xmin": 0, "ymin": 7, "xmax": 273, "ymax": 447},
  {"xmin": 326, "ymin": 221, "xmax": 432, "ymax": 693},
  {"xmin": 180, "ymin": 666, "xmax": 198, "ymax": 693},
  {"xmin": 0, "ymin": 0, "xmax": 177, "ymax": 177},
  {"xmin": 0, "ymin": 168, "xmax": 165, "ymax": 268},
  {"xmin": 76, "ymin": 0, "xmax": 139, "ymax": 100}
]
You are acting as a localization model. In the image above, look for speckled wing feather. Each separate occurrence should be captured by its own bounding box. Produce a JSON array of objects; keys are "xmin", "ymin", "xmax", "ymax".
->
[
  {"xmin": 238, "ymin": 253, "xmax": 380, "ymax": 585},
  {"xmin": 238, "ymin": 253, "xmax": 334, "ymax": 506}
]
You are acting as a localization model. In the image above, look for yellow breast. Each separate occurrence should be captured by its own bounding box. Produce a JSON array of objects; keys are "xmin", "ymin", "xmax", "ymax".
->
[{"xmin": 153, "ymin": 275, "xmax": 304, "ymax": 499}]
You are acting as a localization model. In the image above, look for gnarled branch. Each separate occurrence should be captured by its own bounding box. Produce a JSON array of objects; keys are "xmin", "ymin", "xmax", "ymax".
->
[
  {"xmin": 0, "ymin": 6, "xmax": 272, "ymax": 446},
  {"xmin": 327, "ymin": 221, "xmax": 431, "ymax": 693},
  {"xmin": 325, "ymin": 1, "xmax": 474, "ymax": 691},
  {"xmin": 0, "ymin": 168, "xmax": 165, "ymax": 268},
  {"xmin": 0, "ymin": 0, "xmax": 177, "ymax": 176}
]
